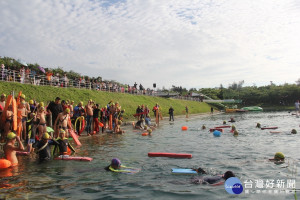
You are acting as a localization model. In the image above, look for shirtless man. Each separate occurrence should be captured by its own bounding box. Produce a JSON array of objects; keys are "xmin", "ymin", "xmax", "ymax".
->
[
  {"xmin": 69, "ymin": 101, "xmax": 74, "ymax": 118},
  {"xmin": 4, "ymin": 132, "xmax": 25, "ymax": 166},
  {"xmin": 0, "ymin": 94, "xmax": 6, "ymax": 140},
  {"xmin": 19, "ymin": 101, "xmax": 28, "ymax": 141},
  {"xmin": 85, "ymin": 100, "xmax": 94, "ymax": 135},
  {"xmin": 37, "ymin": 106, "xmax": 47, "ymax": 139},
  {"xmin": 0, "ymin": 93, "xmax": 6, "ymax": 114},
  {"xmin": 108, "ymin": 103, "xmax": 116, "ymax": 131},
  {"xmin": 4, "ymin": 105, "xmax": 13, "ymax": 139},
  {"xmin": 54, "ymin": 108, "xmax": 71, "ymax": 138}
]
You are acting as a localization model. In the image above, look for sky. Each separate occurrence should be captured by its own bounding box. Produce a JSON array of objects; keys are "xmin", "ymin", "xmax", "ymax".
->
[{"xmin": 0, "ymin": 0, "xmax": 300, "ymax": 89}]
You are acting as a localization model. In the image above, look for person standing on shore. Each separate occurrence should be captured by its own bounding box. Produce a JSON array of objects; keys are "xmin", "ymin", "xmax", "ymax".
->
[
  {"xmin": 169, "ymin": 106, "xmax": 174, "ymax": 121},
  {"xmin": 47, "ymin": 97, "xmax": 63, "ymax": 127},
  {"xmin": 211, "ymin": 107, "xmax": 214, "ymax": 114},
  {"xmin": 85, "ymin": 100, "xmax": 94, "ymax": 135},
  {"xmin": 185, "ymin": 106, "xmax": 189, "ymax": 118}
]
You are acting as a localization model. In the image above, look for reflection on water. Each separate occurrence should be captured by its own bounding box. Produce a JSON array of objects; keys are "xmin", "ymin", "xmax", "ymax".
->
[{"xmin": 0, "ymin": 112, "xmax": 299, "ymax": 199}]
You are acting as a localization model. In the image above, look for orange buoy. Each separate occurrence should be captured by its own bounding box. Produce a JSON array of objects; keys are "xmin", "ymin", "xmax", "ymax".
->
[
  {"xmin": 181, "ymin": 126, "xmax": 188, "ymax": 131},
  {"xmin": 142, "ymin": 132, "xmax": 149, "ymax": 136},
  {"xmin": 99, "ymin": 122, "xmax": 104, "ymax": 127},
  {"xmin": 0, "ymin": 159, "xmax": 11, "ymax": 169}
]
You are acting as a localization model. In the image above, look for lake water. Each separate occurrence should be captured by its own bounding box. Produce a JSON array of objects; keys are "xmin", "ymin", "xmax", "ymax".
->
[{"xmin": 0, "ymin": 111, "xmax": 299, "ymax": 200}]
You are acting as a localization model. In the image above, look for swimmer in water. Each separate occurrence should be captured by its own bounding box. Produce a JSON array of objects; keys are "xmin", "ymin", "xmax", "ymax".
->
[
  {"xmin": 269, "ymin": 152, "xmax": 285, "ymax": 164},
  {"xmin": 191, "ymin": 171, "xmax": 235, "ymax": 185},
  {"xmin": 105, "ymin": 158, "xmax": 122, "ymax": 171},
  {"xmin": 192, "ymin": 167, "xmax": 207, "ymax": 174},
  {"xmin": 228, "ymin": 117, "xmax": 236, "ymax": 123}
]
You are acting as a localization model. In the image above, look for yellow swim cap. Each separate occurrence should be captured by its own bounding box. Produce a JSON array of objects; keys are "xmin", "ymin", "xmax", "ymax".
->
[
  {"xmin": 40, "ymin": 106, "xmax": 45, "ymax": 111},
  {"xmin": 65, "ymin": 108, "xmax": 70, "ymax": 113},
  {"xmin": 42, "ymin": 133, "xmax": 50, "ymax": 140},
  {"xmin": 29, "ymin": 100, "xmax": 34, "ymax": 104},
  {"xmin": 7, "ymin": 132, "xmax": 16, "ymax": 140},
  {"xmin": 59, "ymin": 129, "xmax": 66, "ymax": 134},
  {"xmin": 1, "ymin": 93, "xmax": 6, "ymax": 97},
  {"xmin": 40, "ymin": 102, "xmax": 44, "ymax": 107},
  {"xmin": 147, "ymin": 129, "xmax": 152, "ymax": 133},
  {"xmin": 21, "ymin": 94, "xmax": 25, "ymax": 99},
  {"xmin": 21, "ymin": 100, "xmax": 26, "ymax": 105},
  {"xmin": 274, "ymin": 152, "xmax": 285, "ymax": 160}
]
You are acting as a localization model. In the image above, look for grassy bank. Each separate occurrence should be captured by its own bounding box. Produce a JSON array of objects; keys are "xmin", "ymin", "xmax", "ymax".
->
[{"xmin": 0, "ymin": 82, "xmax": 212, "ymax": 121}]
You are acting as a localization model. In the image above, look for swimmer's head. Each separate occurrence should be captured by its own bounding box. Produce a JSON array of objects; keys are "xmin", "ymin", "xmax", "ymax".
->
[
  {"xmin": 196, "ymin": 167, "xmax": 206, "ymax": 174},
  {"xmin": 147, "ymin": 129, "xmax": 152, "ymax": 133},
  {"xmin": 39, "ymin": 106, "xmax": 45, "ymax": 111},
  {"xmin": 39, "ymin": 102, "xmax": 44, "ymax": 107},
  {"xmin": 291, "ymin": 129, "xmax": 297, "ymax": 134},
  {"xmin": 29, "ymin": 100, "xmax": 34, "ymax": 105},
  {"xmin": 233, "ymin": 130, "xmax": 239, "ymax": 136},
  {"xmin": 223, "ymin": 171, "xmax": 235, "ymax": 180},
  {"xmin": 21, "ymin": 94, "xmax": 25, "ymax": 99},
  {"xmin": 118, "ymin": 120, "xmax": 122, "ymax": 125},
  {"xmin": 223, "ymin": 121, "xmax": 226, "ymax": 125},
  {"xmin": 65, "ymin": 108, "xmax": 70, "ymax": 114},
  {"xmin": 59, "ymin": 129, "xmax": 66, "ymax": 137},
  {"xmin": 7, "ymin": 132, "xmax": 16, "ymax": 140},
  {"xmin": 256, "ymin": 123, "xmax": 261, "ymax": 128},
  {"xmin": 111, "ymin": 158, "xmax": 121, "ymax": 169},
  {"xmin": 42, "ymin": 133, "xmax": 50, "ymax": 140},
  {"xmin": 274, "ymin": 152, "xmax": 285, "ymax": 161},
  {"xmin": 1, "ymin": 93, "xmax": 6, "ymax": 98}
]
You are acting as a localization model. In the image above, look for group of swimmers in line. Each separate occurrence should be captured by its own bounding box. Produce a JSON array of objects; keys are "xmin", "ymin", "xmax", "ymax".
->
[{"xmin": 103, "ymin": 151, "xmax": 286, "ymax": 185}]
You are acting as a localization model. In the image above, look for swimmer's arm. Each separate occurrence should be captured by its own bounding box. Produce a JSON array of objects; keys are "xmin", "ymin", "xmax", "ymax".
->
[
  {"xmin": 16, "ymin": 136, "xmax": 25, "ymax": 151},
  {"xmin": 210, "ymin": 181, "xmax": 224, "ymax": 186}
]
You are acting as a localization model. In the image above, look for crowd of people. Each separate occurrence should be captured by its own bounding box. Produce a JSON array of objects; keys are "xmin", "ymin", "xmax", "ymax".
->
[
  {"xmin": 0, "ymin": 64, "xmax": 153, "ymax": 95},
  {"xmin": 0, "ymin": 93, "xmax": 129, "ymax": 165}
]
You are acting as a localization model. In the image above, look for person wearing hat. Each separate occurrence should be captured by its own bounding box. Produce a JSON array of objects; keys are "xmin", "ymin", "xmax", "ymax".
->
[
  {"xmin": 269, "ymin": 152, "xmax": 285, "ymax": 163},
  {"xmin": 19, "ymin": 100, "xmax": 28, "ymax": 141},
  {"xmin": 3, "ymin": 132, "xmax": 25, "ymax": 166},
  {"xmin": 53, "ymin": 108, "xmax": 71, "ymax": 138},
  {"xmin": 37, "ymin": 106, "xmax": 47, "ymax": 139},
  {"xmin": 35, "ymin": 132, "xmax": 58, "ymax": 162},
  {"xmin": 53, "ymin": 129, "xmax": 75, "ymax": 157},
  {"xmin": 104, "ymin": 158, "xmax": 140, "ymax": 173}
]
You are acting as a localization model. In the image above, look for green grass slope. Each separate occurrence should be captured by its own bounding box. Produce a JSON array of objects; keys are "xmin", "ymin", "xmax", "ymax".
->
[{"xmin": 0, "ymin": 82, "xmax": 212, "ymax": 121}]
